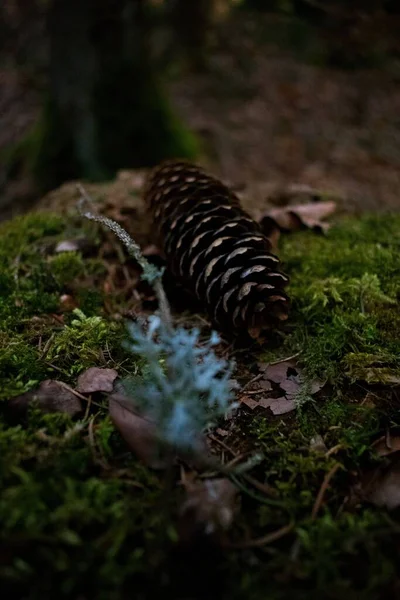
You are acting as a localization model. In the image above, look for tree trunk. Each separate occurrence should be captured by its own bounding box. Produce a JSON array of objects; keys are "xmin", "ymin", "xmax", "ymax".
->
[{"xmin": 31, "ymin": 0, "xmax": 198, "ymax": 191}]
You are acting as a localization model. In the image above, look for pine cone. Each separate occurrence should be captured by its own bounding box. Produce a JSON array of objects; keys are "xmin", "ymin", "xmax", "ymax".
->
[{"xmin": 144, "ymin": 161, "xmax": 289, "ymax": 341}]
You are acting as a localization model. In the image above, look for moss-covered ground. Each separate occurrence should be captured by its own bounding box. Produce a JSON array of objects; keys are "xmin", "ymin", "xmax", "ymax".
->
[{"xmin": 1, "ymin": 207, "xmax": 400, "ymax": 599}]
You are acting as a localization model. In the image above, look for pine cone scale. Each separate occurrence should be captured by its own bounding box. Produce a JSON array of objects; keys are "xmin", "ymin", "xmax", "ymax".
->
[{"xmin": 145, "ymin": 161, "xmax": 290, "ymax": 341}]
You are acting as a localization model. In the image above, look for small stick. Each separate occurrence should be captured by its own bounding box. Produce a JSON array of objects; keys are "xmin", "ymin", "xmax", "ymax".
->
[
  {"xmin": 311, "ymin": 463, "xmax": 341, "ymax": 519},
  {"xmin": 225, "ymin": 522, "xmax": 294, "ymax": 549},
  {"xmin": 76, "ymin": 184, "xmax": 172, "ymax": 328}
]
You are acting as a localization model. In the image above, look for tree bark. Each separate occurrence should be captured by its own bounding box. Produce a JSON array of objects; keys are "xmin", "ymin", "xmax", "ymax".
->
[{"xmin": 32, "ymin": 0, "xmax": 198, "ymax": 191}]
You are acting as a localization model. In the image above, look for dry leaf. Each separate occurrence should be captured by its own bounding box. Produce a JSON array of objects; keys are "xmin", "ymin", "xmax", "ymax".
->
[
  {"xmin": 279, "ymin": 377, "xmax": 301, "ymax": 398},
  {"xmin": 259, "ymin": 379, "xmax": 273, "ymax": 392},
  {"xmin": 257, "ymin": 397, "xmax": 275, "ymax": 409},
  {"xmin": 372, "ymin": 432, "xmax": 400, "ymax": 457},
  {"xmin": 179, "ymin": 478, "xmax": 239, "ymax": 541},
  {"xmin": 360, "ymin": 454, "xmax": 400, "ymax": 510},
  {"xmin": 310, "ymin": 434, "xmax": 328, "ymax": 453},
  {"xmin": 109, "ymin": 393, "xmax": 166, "ymax": 468},
  {"xmin": 269, "ymin": 397, "xmax": 296, "ymax": 415},
  {"xmin": 258, "ymin": 359, "xmax": 297, "ymax": 384},
  {"xmin": 260, "ymin": 201, "xmax": 336, "ymax": 234},
  {"xmin": 240, "ymin": 396, "xmax": 260, "ymax": 410},
  {"xmin": 8, "ymin": 380, "xmax": 82, "ymax": 417},
  {"xmin": 77, "ymin": 367, "xmax": 118, "ymax": 394}
]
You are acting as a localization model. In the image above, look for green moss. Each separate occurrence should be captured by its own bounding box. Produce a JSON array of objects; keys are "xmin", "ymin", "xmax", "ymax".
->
[
  {"xmin": 0, "ymin": 212, "xmax": 130, "ymax": 396},
  {"xmin": 48, "ymin": 252, "xmax": 86, "ymax": 286},
  {"xmin": 46, "ymin": 309, "xmax": 124, "ymax": 377},
  {"xmin": 278, "ymin": 214, "xmax": 400, "ymax": 383},
  {"xmin": 0, "ymin": 411, "xmax": 175, "ymax": 599},
  {"xmin": 1, "ymin": 210, "xmax": 400, "ymax": 597}
]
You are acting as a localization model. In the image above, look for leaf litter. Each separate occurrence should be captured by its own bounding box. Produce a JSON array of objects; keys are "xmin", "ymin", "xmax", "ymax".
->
[
  {"xmin": 76, "ymin": 367, "xmax": 118, "ymax": 394},
  {"xmin": 8, "ymin": 379, "xmax": 83, "ymax": 417},
  {"xmin": 178, "ymin": 477, "xmax": 239, "ymax": 541},
  {"xmin": 259, "ymin": 199, "xmax": 337, "ymax": 248},
  {"xmin": 241, "ymin": 358, "xmax": 326, "ymax": 415}
]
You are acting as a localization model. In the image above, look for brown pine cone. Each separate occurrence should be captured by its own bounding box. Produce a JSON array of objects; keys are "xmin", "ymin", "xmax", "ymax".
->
[{"xmin": 144, "ymin": 160, "xmax": 289, "ymax": 341}]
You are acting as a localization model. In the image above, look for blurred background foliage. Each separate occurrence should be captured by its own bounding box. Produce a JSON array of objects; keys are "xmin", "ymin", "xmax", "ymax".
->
[{"xmin": 0, "ymin": 0, "xmax": 399, "ymax": 206}]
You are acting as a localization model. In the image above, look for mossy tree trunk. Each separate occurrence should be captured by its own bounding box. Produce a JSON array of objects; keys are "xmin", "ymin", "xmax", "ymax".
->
[
  {"xmin": 169, "ymin": 0, "xmax": 215, "ymax": 71},
  {"xmin": 31, "ymin": 0, "xmax": 198, "ymax": 191}
]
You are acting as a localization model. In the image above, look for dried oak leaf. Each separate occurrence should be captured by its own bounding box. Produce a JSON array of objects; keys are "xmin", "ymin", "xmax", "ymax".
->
[
  {"xmin": 179, "ymin": 478, "xmax": 239, "ymax": 542},
  {"xmin": 260, "ymin": 201, "xmax": 336, "ymax": 234},
  {"xmin": 8, "ymin": 380, "xmax": 82, "ymax": 417},
  {"xmin": 77, "ymin": 367, "xmax": 118, "ymax": 394}
]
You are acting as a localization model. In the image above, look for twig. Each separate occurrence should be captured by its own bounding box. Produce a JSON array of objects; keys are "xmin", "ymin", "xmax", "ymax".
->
[
  {"xmin": 224, "ymin": 522, "xmax": 294, "ymax": 549},
  {"xmin": 76, "ymin": 184, "xmax": 172, "ymax": 328},
  {"xmin": 269, "ymin": 352, "xmax": 301, "ymax": 366},
  {"xmin": 311, "ymin": 463, "xmax": 341, "ymax": 519},
  {"xmin": 39, "ymin": 333, "xmax": 55, "ymax": 360},
  {"xmin": 242, "ymin": 473, "xmax": 278, "ymax": 498},
  {"xmin": 208, "ymin": 432, "xmax": 238, "ymax": 456},
  {"xmin": 240, "ymin": 373, "xmax": 264, "ymax": 393},
  {"xmin": 57, "ymin": 381, "xmax": 103, "ymax": 409}
]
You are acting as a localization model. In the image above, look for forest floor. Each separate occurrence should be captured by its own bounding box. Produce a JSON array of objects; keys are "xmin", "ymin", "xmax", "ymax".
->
[
  {"xmin": 1, "ymin": 10, "xmax": 400, "ymax": 600},
  {"xmin": 1, "ymin": 173, "xmax": 400, "ymax": 599},
  {"xmin": 1, "ymin": 13, "xmax": 400, "ymax": 219}
]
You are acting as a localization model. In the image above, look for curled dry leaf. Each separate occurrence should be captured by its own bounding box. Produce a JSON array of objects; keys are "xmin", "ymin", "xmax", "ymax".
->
[
  {"xmin": 260, "ymin": 201, "xmax": 337, "ymax": 235},
  {"xmin": 372, "ymin": 432, "xmax": 400, "ymax": 457},
  {"xmin": 109, "ymin": 393, "xmax": 167, "ymax": 469},
  {"xmin": 8, "ymin": 380, "xmax": 82, "ymax": 417},
  {"xmin": 179, "ymin": 478, "xmax": 239, "ymax": 542},
  {"xmin": 76, "ymin": 367, "xmax": 118, "ymax": 394},
  {"xmin": 309, "ymin": 434, "xmax": 328, "ymax": 454},
  {"xmin": 359, "ymin": 454, "xmax": 400, "ymax": 511}
]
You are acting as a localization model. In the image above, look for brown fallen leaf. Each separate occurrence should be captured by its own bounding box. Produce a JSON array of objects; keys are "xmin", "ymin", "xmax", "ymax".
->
[
  {"xmin": 260, "ymin": 201, "xmax": 336, "ymax": 234},
  {"xmin": 259, "ymin": 379, "xmax": 273, "ymax": 392},
  {"xmin": 372, "ymin": 432, "xmax": 400, "ymax": 457},
  {"xmin": 8, "ymin": 380, "xmax": 82, "ymax": 417},
  {"xmin": 108, "ymin": 393, "xmax": 167, "ymax": 468},
  {"xmin": 240, "ymin": 396, "xmax": 260, "ymax": 410},
  {"xmin": 269, "ymin": 397, "xmax": 296, "ymax": 415},
  {"xmin": 359, "ymin": 453, "xmax": 400, "ymax": 510},
  {"xmin": 279, "ymin": 377, "xmax": 301, "ymax": 398},
  {"xmin": 178, "ymin": 478, "xmax": 239, "ymax": 542},
  {"xmin": 257, "ymin": 397, "xmax": 276, "ymax": 409},
  {"xmin": 77, "ymin": 367, "xmax": 118, "ymax": 394},
  {"xmin": 109, "ymin": 393, "xmax": 208, "ymax": 469},
  {"xmin": 257, "ymin": 359, "xmax": 298, "ymax": 384}
]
